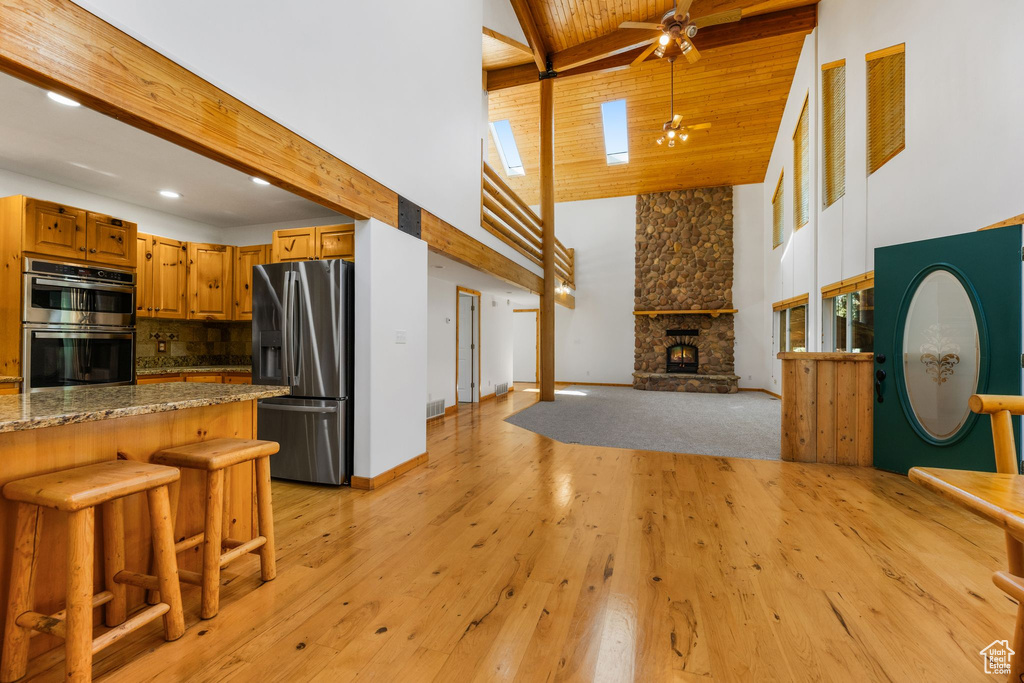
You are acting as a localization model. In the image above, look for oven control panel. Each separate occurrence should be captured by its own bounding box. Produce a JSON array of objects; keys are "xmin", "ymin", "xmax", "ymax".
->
[{"xmin": 26, "ymin": 258, "xmax": 135, "ymax": 285}]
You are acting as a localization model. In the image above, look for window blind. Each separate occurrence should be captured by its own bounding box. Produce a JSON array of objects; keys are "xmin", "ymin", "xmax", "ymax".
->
[
  {"xmin": 821, "ymin": 60, "xmax": 846, "ymax": 207},
  {"xmin": 867, "ymin": 45, "xmax": 905, "ymax": 174},
  {"xmin": 772, "ymin": 172, "xmax": 784, "ymax": 249},
  {"xmin": 793, "ymin": 96, "xmax": 810, "ymax": 229}
]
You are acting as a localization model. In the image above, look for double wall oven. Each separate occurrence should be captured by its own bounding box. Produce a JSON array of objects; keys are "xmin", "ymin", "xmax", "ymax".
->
[{"xmin": 22, "ymin": 258, "xmax": 135, "ymax": 391}]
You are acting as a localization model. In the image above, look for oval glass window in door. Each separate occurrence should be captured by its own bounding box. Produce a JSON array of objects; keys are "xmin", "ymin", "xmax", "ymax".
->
[{"xmin": 901, "ymin": 270, "xmax": 981, "ymax": 440}]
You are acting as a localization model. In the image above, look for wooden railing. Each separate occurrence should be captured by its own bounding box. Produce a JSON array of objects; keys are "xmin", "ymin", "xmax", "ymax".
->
[{"xmin": 481, "ymin": 161, "xmax": 575, "ymax": 289}]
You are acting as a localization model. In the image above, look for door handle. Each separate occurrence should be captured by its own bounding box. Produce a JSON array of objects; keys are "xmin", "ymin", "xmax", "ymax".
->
[
  {"xmin": 259, "ymin": 403, "xmax": 337, "ymax": 414},
  {"xmin": 875, "ymin": 369, "xmax": 886, "ymax": 404}
]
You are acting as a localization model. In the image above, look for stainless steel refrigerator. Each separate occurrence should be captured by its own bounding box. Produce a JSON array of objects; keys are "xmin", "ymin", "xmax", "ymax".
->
[{"xmin": 253, "ymin": 260, "xmax": 353, "ymax": 485}]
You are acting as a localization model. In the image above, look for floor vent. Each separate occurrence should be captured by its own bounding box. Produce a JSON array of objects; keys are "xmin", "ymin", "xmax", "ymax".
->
[
  {"xmin": 496, "ymin": 382, "xmax": 509, "ymax": 397},
  {"xmin": 426, "ymin": 398, "xmax": 446, "ymax": 420}
]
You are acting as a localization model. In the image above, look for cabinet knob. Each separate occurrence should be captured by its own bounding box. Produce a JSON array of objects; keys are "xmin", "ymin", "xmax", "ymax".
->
[
  {"xmin": 154, "ymin": 308, "xmax": 160, "ymax": 312},
  {"xmin": 89, "ymin": 248, "xmax": 97, "ymax": 254},
  {"xmin": 147, "ymin": 307, "xmax": 153, "ymax": 311},
  {"xmin": 146, "ymin": 253, "xmax": 152, "ymax": 260},
  {"xmin": 79, "ymin": 247, "xmax": 86, "ymax": 252}
]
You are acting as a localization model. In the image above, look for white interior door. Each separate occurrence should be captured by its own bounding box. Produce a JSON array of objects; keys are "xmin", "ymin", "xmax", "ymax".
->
[
  {"xmin": 457, "ymin": 292, "xmax": 476, "ymax": 402},
  {"xmin": 513, "ymin": 310, "xmax": 537, "ymax": 382}
]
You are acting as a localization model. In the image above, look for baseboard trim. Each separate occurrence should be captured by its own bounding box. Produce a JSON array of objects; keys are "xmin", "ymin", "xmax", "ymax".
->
[
  {"xmin": 351, "ymin": 451, "xmax": 429, "ymax": 490},
  {"xmin": 559, "ymin": 381, "xmax": 632, "ymax": 387},
  {"xmin": 427, "ymin": 405, "xmax": 458, "ymax": 422},
  {"xmin": 739, "ymin": 387, "xmax": 782, "ymax": 399},
  {"xmin": 481, "ymin": 391, "xmax": 495, "ymax": 402}
]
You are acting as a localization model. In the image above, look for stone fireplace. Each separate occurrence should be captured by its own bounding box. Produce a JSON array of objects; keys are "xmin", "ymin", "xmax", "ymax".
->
[{"xmin": 633, "ymin": 187, "xmax": 739, "ymax": 393}]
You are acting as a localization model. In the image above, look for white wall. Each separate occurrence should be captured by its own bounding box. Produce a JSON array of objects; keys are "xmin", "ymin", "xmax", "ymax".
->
[
  {"xmin": 513, "ymin": 310, "xmax": 537, "ymax": 382},
  {"xmin": 73, "ymin": 0, "xmax": 538, "ymax": 275},
  {"xmin": 0, "ymin": 166, "xmax": 222, "ymax": 243},
  {"xmin": 353, "ymin": 218, "xmax": 427, "ymax": 478},
  {"xmin": 552, "ymin": 195, "xmax": 636, "ymax": 384},
  {"xmin": 733, "ymin": 183, "xmax": 769, "ymax": 390},
  {"xmin": 483, "ymin": 0, "xmax": 527, "ymax": 43},
  {"xmin": 760, "ymin": 0, "xmax": 1024, "ymax": 391}
]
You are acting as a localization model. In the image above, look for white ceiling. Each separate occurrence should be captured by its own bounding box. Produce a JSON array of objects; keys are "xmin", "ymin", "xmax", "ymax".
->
[
  {"xmin": 428, "ymin": 250, "xmax": 539, "ymax": 307},
  {"xmin": 0, "ymin": 72, "xmax": 345, "ymax": 228}
]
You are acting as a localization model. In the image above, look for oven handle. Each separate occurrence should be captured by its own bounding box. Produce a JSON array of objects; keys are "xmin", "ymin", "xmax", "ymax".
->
[
  {"xmin": 33, "ymin": 331, "xmax": 134, "ymax": 340},
  {"xmin": 31, "ymin": 276, "xmax": 135, "ymax": 295}
]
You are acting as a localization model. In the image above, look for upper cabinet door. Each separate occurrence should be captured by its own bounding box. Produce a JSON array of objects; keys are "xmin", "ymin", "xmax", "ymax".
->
[
  {"xmin": 86, "ymin": 213, "xmax": 137, "ymax": 267},
  {"xmin": 152, "ymin": 236, "xmax": 188, "ymax": 319},
  {"xmin": 136, "ymin": 234, "xmax": 154, "ymax": 317},
  {"xmin": 23, "ymin": 198, "xmax": 87, "ymax": 260},
  {"xmin": 272, "ymin": 227, "xmax": 316, "ymax": 262},
  {"xmin": 233, "ymin": 244, "xmax": 267, "ymax": 320},
  {"xmin": 189, "ymin": 243, "xmax": 233, "ymax": 320},
  {"xmin": 316, "ymin": 224, "xmax": 355, "ymax": 261}
]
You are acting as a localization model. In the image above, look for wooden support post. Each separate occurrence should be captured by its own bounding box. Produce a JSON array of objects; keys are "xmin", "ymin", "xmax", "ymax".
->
[
  {"xmin": 65, "ymin": 508, "xmax": 94, "ymax": 683},
  {"xmin": 539, "ymin": 77, "xmax": 556, "ymax": 402}
]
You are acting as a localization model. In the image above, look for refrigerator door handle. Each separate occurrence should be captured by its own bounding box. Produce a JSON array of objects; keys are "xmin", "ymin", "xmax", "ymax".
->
[
  {"xmin": 282, "ymin": 270, "xmax": 294, "ymax": 385},
  {"xmin": 259, "ymin": 402, "xmax": 338, "ymax": 414},
  {"xmin": 291, "ymin": 273, "xmax": 302, "ymax": 384}
]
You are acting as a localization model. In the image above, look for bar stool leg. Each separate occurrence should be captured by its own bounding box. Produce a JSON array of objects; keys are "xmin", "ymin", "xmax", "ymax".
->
[
  {"xmin": 147, "ymin": 485, "xmax": 185, "ymax": 641},
  {"xmin": 65, "ymin": 508, "xmax": 94, "ymax": 683},
  {"xmin": 101, "ymin": 498, "xmax": 127, "ymax": 627},
  {"xmin": 146, "ymin": 477, "xmax": 180, "ymax": 606},
  {"xmin": 201, "ymin": 469, "xmax": 225, "ymax": 619},
  {"xmin": 255, "ymin": 457, "xmax": 277, "ymax": 582},
  {"xmin": 0, "ymin": 504, "xmax": 43, "ymax": 683}
]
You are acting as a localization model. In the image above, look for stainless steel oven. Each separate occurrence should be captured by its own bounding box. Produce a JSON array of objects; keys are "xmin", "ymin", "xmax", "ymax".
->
[
  {"xmin": 22, "ymin": 325, "xmax": 135, "ymax": 392},
  {"xmin": 21, "ymin": 258, "xmax": 136, "ymax": 392},
  {"xmin": 23, "ymin": 258, "xmax": 135, "ymax": 327}
]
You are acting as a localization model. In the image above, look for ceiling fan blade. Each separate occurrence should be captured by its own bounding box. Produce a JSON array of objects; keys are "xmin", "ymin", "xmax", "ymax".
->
[
  {"xmin": 631, "ymin": 38, "xmax": 662, "ymax": 67},
  {"xmin": 681, "ymin": 37, "xmax": 701, "ymax": 64},
  {"xmin": 691, "ymin": 9, "xmax": 742, "ymax": 29},
  {"xmin": 674, "ymin": 0, "xmax": 695, "ymax": 21},
  {"xmin": 686, "ymin": 123, "xmax": 712, "ymax": 131},
  {"xmin": 671, "ymin": 114, "xmax": 684, "ymax": 128},
  {"xmin": 618, "ymin": 21, "xmax": 662, "ymax": 30}
]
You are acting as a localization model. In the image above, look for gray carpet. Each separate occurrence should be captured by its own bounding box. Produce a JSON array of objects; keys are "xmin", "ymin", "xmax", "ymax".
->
[{"xmin": 506, "ymin": 386, "xmax": 781, "ymax": 460}]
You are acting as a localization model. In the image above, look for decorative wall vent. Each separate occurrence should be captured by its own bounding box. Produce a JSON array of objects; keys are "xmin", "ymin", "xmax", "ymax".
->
[{"xmin": 426, "ymin": 398, "xmax": 445, "ymax": 420}]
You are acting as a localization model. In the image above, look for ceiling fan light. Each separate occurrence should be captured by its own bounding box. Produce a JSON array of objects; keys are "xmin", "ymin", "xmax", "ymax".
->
[
  {"xmin": 681, "ymin": 133, "xmax": 689, "ymax": 142},
  {"xmin": 656, "ymin": 136, "xmax": 665, "ymax": 145},
  {"xmin": 654, "ymin": 46, "xmax": 666, "ymax": 58},
  {"xmin": 668, "ymin": 139, "xmax": 676, "ymax": 148},
  {"xmin": 659, "ymin": 33, "xmax": 671, "ymax": 46},
  {"xmin": 667, "ymin": 129, "xmax": 676, "ymax": 138}
]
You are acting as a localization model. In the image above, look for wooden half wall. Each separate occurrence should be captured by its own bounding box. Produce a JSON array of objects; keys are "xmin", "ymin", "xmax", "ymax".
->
[{"xmin": 0, "ymin": 0, "xmax": 557, "ymax": 305}]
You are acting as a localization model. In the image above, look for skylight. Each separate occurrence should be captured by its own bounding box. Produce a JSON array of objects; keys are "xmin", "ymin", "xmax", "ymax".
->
[
  {"xmin": 600, "ymin": 99, "xmax": 629, "ymax": 165},
  {"xmin": 489, "ymin": 120, "xmax": 525, "ymax": 177}
]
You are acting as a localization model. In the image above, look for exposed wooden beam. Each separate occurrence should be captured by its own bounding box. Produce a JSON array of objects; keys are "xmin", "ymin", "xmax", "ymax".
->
[
  {"xmin": 508, "ymin": 0, "xmax": 549, "ymax": 73},
  {"xmin": 539, "ymin": 78, "xmax": 556, "ymax": 401},
  {"xmin": 550, "ymin": 16, "xmax": 662, "ymax": 72},
  {"xmin": 483, "ymin": 27, "xmax": 531, "ymax": 56},
  {"xmin": 0, "ymin": 0, "xmax": 397, "ymax": 223},
  {"xmin": 487, "ymin": 5, "xmax": 817, "ymax": 92}
]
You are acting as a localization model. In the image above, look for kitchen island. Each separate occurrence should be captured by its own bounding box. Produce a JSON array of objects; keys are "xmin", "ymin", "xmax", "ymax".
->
[{"xmin": 0, "ymin": 383, "xmax": 288, "ymax": 657}]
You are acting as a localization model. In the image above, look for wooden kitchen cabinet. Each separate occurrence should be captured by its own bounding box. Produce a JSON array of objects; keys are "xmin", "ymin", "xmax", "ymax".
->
[
  {"xmin": 188, "ymin": 243, "xmax": 233, "ymax": 320},
  {"xmin": 86, "ymin": 212, "xmax": 137, "ymax": 267},
  {"xmin": 316, "ymin": 224, "xmax": 355, "ymax": 260},
  {"xmin": 151, "ymin": 236, "xmax": 188, "ymax": 319},
  {"xmin": 184, "ymin": 374, "xmax": 223, "ymax": 383},
  {"xmin": 23, "ymin": 197, "xmax": 87, "ymax": 261},
  {"xmin": 222, "ymin": 373, "xmax": 252, "ymax": 385},
  {"xmin": 233, "ymin": 244, "xmax": 269, "ymax": 320},
  {"xmin": 136, "ymin": 233, "xmax": 154, "ymax": 316},
  {"xmin": 272, "ymin": 227, "xmax": 316, "ymax": 262}
]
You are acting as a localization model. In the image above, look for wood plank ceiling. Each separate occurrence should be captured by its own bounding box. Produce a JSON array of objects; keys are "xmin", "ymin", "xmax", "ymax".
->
[
  {"xmin": 485, "ymin": 0, "xmax": 817, "ymax": 204},
  {"xmin": 483, "ymin": 28, "xmax": 534, "ymax": 71}
]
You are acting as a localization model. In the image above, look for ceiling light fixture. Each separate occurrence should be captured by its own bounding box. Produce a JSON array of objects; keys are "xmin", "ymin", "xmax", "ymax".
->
[
  {"xmin": 47, "ymin": 92, "xmax": 81, "ymax": 107},
  {"xmin": 655, "ymin": 57, "xmax": 711, "ymax": 149},
  {"xmin": 159, "ymin": 190, "xmax": 182, "ymax": 199},
  {"xmin": 251, "ymin": 177, "xmax": 270, "ymax": 186}
]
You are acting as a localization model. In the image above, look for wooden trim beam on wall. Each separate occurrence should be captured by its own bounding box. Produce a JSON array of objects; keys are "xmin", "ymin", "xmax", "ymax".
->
[
  {"xmin": 0, "ymin": 0, "xmax": 396, "ymax": 224},
  {"xmin": 821, "ymin": 271, "xmax": 874, "ymax": 299},
  {"xmin": 772, "ymin": 293, "xmax": 810, "ymax": 312},
  {"xmin": 486, "ymin": 5, "xmax": 819, "ymax": 91}
]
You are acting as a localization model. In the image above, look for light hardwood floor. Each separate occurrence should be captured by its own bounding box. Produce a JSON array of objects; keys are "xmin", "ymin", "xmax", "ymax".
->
[{"xmin": 23, "ymin": 385, "xmax": 1013, "ymax": 681}]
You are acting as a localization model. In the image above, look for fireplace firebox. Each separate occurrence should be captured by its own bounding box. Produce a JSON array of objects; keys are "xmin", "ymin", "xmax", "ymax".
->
[{"xmin": 666, "ymin": 342, "xmax": 698, "ymax": 373}]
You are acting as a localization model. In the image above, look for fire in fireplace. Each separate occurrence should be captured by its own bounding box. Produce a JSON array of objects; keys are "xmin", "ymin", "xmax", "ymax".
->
[{"xmin": 665, "ymin": 328, "xmax": 699, "ymax": 373}]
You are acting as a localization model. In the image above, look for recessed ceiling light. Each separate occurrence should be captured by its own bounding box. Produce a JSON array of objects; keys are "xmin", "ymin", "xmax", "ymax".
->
[
  {"xmin": 159, "ymin": 190, "xmax": 182, "ymax": 199},
  {"xmin": 433, "ymin": 265, "xmax": 444, "ymax": 269},
  {"xmin": 251, "ymin": 177, "xmax": 270, "ymax": 186},
  {"xmin": 47, "ymin": 92, "xmax": 81, "ymax": 107}
]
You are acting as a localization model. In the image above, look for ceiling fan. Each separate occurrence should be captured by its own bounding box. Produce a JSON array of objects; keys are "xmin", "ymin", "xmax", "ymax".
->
[
  {"xmin": 620, "ymin": 0, "xmax": 742, "ymax": 67},
  {"xmin": 656, "ymin": 57, "xmax": 710, "ymax": 148}
]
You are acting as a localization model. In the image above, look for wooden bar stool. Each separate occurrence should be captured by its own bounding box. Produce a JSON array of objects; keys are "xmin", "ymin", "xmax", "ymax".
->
[
  {"xmin": 150, "ymin": 438, "xmax": 278, "ymax": 619},
  {"xmin": 0, "ymin": 460, "xmax": 184, "ymax": 683}
]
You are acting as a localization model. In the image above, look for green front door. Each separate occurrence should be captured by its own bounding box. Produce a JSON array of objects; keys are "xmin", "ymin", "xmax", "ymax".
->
[{"xmin": 873, "ymin": 225, "xmax": 1022, "ymax": 474}]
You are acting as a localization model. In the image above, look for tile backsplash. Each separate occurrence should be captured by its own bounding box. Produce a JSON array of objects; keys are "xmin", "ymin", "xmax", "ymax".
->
[{"xmin": 136, "ymin": 319, "xmax": 251, "ymax": 369}]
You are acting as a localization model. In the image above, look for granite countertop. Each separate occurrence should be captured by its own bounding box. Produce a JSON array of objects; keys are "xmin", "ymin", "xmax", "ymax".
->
[
  {"xmin": 0, "ymin": 383, "xmax": 288, "ymax": 434},
  {"xmin": 136, "ymin": 365, "xmax": 253, "ymax": 376},
  {"xmin": 0, "ymin": 376, "xmax": 20, "ymax": 385}
]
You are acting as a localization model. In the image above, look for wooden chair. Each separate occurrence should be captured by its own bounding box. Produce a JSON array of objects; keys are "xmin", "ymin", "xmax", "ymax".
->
[
  {"xmin": 910, "ymin": 394, "xmax": 1024, "ymax": 682},
  {"xmin": 150, "ymin": 438, "xmax": 278, "ymax": 619},
  {"xmin": 0, "ymin": 460, "xmax": 184, "ymax": 683}
]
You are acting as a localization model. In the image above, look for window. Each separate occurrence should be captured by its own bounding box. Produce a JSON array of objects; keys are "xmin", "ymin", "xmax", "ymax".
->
[
  {"xmin": 822, "ymin": 273, "xmax": 874, "ymax": 352},
  {"xmin": 866, "ymin": 44, "xmax": 905, "ymax": 174},
  {"xmin": 489, "ymin": 119, "xmax": 525, "ymax": 177},
  {"xmin": 772, "ymin": 171, "xmax": 784, "ymax": 249},
  {"xmin": 773, "ymin": 294, "xmax": 809, "ymax": 353},
  {"xmin": 600, "ymin": 99, "xmax": 629, "ymax": 165},
  {"xmin": 793, "ymin": 95, "xmax": 809, "ymax": 229},
  {"xmin": 822, "ymin": 60, "xmax": 846, "ymax": 207}
]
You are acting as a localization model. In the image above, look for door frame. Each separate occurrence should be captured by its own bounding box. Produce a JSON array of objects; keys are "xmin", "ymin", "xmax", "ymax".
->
[
  {"xmin": 455, "ymin": 286, "xmax": 481, "ymax": 404},
  {"xmin": 513, "ymin": 308, "xmax": 540, "ymax": 383}
]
